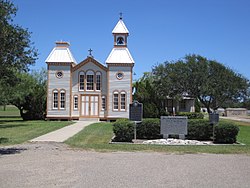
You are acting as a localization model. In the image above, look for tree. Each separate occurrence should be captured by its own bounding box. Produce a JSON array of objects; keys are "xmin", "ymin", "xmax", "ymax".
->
[
  {"xmin": 10, "ymin": 69, "xmax": 47, "ymax": 120},
  {"xmin": 185, "ymin": 55, "xmax": 249, "ymax": 112},
  {"xmin": 0, "ymin": 0, "xmax": 37, "ymax": 86},
  {"xmin": 152, "ymin": 54, "xmax": 249, "ymax": 113},
  {"xmin": 133, "ymin": 72, "xmax": 167, "ymax": 118}
]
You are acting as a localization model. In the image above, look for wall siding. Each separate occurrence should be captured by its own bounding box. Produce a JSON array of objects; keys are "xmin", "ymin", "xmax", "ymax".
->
[
  {"xmin": 47, "ymin": 60, "xmax": 132, "ymax": 120},
  {"xmin": 47, "ymin": 65, "xmax": 71, "ymax": 117},
  {"xmin": 107, "ymin": 66, "xmax": 132, "ymax": 118},
  {"xmin": 71, "ymin": 61, "xmax": 107, "ymax": 118}
]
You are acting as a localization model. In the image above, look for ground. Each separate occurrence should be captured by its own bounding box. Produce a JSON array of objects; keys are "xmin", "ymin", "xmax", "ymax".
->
[{"xmin": 0, "ymin": 142, "xmax": 250, "ymax": 188}]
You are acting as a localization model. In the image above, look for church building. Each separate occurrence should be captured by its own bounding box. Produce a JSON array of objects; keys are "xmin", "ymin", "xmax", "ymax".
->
[{"xmin": 46, "ymin": 17, "xmax": 134, "ymax": 120}]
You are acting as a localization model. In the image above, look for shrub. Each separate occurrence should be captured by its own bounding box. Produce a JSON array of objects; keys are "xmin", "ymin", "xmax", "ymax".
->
[
  {"xmin": 137, "ymin": 118, "xmax": 161, "ymax": 139},
  {"xmin": 214, "ymin": 122, "xmax": 239, "ymax": 144},
  {"xmin": 187, "ymin": 119, "xmax": 212, "ymax": 140},
  {"xmin": 113, "ymin": 119, "xmax": 134, "ymax": 142},
  {"xmin": 177, "ymin": 112, "xmax": 204, "ymax": 119}
]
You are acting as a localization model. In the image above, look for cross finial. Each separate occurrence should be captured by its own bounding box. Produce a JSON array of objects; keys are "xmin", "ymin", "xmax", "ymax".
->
[
  {"xmin": 119, "ymin": 12, "xmax": 123, "ymax": 20},
  {"xmin": 88, "ymin": 48, "xmax": 93, "ymax": 57}
]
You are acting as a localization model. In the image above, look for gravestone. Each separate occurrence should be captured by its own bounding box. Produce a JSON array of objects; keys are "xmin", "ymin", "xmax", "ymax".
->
[{"xmin": 160, "ymin": 116, "xmax": 188, "ymax": 139}]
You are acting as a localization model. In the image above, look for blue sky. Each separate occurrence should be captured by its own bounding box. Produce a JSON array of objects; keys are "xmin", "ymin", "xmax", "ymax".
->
[{"xmin": 12, "ymin": 0, "xmax": 250, "ymax": 80}]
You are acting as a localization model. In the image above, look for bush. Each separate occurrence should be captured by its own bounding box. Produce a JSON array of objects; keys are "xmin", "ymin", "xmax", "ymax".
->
[
  {"xmin": 113, "ymin": 119, "xmax": 134, "ymax": 142},
  {"xmin": 187, "ymin": 119, "xmax": 212, "ymax": 140},
  {"xmin": 214, "ymin": 122, "xmax": 239, "ymax": 144},
  {"xmin": 177, "ymin": 112, "xmax": 204, "ymax": 119},
  {"xmin": 137, "ymin": 118, "xmax": 161, "ymax": 139}
]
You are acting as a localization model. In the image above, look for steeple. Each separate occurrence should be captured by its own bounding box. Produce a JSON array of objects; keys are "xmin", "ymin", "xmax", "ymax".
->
[
  {"xmin": 112, "ymin": 19, "xmax": 129, "ymax": 34},
  {"xmin": 106, "ymin": 16, "xmax": 134, "ymax": 64},
  {"xmin": 111, "ymin": 15, "xmax": 129, "ymax": 47}
]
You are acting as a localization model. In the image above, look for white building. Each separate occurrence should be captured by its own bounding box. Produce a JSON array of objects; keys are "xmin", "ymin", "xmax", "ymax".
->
[{"xmin": 46, "ymin": 17, "xmax": 134, "ymax": 120}]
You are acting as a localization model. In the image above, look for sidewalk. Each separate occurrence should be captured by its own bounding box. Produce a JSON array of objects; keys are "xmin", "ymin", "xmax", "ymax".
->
[
  {"xmin": 30, "ymin": 121, "xmax": 96, "ymax": 142},
  {"xmin": 220, "ymin": 116, "xmax": 250, "ymax": 123}
]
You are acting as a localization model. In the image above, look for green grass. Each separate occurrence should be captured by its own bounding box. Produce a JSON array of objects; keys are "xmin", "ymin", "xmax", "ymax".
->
[
  {"xmin": 66, "ymin": 120, "xmax": 250, "ymax": 154},
  {"xmin": 0, "ymin": 105, "xmax": 20, "ymax": 117},
  {"xmin": 0, "ymin": 118, "xmax": 73, "ymax": 146}
]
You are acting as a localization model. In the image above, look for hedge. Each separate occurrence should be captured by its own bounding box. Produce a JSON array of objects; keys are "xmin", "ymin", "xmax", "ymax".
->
[
  {"xmin": 187, "ymin": 119, "xmax": 213, "ymax": 140},
  {"xmin": 177, "ymin": 112, "xmax": 204, "ymax": 119},
  {"xmin": 113, "ymin": 118, "xmax": 239, "ymax": 143},
  {"xmin": 215, "ymin": 122, "xmax": 239, "ymax": 144},
  {"xmin": 113, "ymin": 119, "xmax": 134, "ymax": 142},
  {"xmin": 136, "ymin": 118, "xmax": 161, "ymax": 139}
]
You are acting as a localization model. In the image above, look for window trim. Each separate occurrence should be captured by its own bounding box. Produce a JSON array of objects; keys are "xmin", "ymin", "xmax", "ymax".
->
[
  {"xmin": 96, "ymin": 71, "xmax": 101, "ymax": 91},
  {"xmin": 120, "ymin": 91, "xmax": 126, "ymax": 111},
  {"xmin": 113, "ymin": 91, "xmax": 119, "ymax": 111},
  {"xmin": 101, "ymin": 95, "xmax": 106, "ymax": 111},
  {"xmin": 55, "ymin": 70, "xmax": 63, "ymax": 79},
  {"xmin": 112, "ymin": 90, "xmax": 127, "ymax": 112},
  {"xmin": 79, "ymin": 71, "xmax": 85, "ymax": 91},
  {"xmin": 60, "ymin": 89, "xmax": 66, "ymax": 110},
  {"xmin": 73, "ymin": 95, "xmax": 78, "ymax": 110},
  {"xmin": 52, "ymin": 89, "xmax": 59, "ymax": 109},
  {"xmin": 86, "ymin": 70, "xmax": 94, "ymax": 91}
]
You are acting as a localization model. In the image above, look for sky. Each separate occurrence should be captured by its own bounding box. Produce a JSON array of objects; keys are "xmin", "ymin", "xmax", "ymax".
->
[{"xmin": 12, "ymin": 0, "xmax": 250, "ymax": 80}]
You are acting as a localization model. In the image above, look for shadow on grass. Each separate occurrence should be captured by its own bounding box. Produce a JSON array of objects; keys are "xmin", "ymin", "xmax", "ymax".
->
[
  {"xmin": 0, "ymin": 118, "xmax": 23, "ymax": 123},
  {"xmin": 0, "ymin": 123, "xmax": 29, "ymax": 129},
  {"xmin": 0, "ymin": 147, "xmax": 27, "ymax": 155}
]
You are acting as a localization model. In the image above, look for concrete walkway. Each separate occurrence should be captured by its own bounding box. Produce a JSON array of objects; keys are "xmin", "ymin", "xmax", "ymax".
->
[
  {"xmin": 30, "ymin": 121, "xmax": 96, "ymax": 142},
  {"xmin": 220, "ymin": 116, "xmax": 250, "ymax": 123}
]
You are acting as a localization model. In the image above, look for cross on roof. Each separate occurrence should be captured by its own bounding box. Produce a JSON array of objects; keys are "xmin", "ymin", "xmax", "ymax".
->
[
  {"xmin": 88, "ymin": 48, "xmax": 93, "ymax": 56},
  {"xmin": 119, "ymin": 12, "xmax": 123, "ymax": 20}
]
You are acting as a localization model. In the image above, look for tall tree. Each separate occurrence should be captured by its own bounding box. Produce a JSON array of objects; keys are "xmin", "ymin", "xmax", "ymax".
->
[
  {"xmin": 134, "ymin": 72, "xmax": 167, "ymax": 118},
  {"xmin": 10, "ymin": 69, "xmax": 47, "ymax": 120},
  {"xmin": 0, "ymin": 0, "xmax": 37, "ymax": 84},
  {"xmin": 152, "ymin": 54, "xmax": 249, "ymax": 113}
]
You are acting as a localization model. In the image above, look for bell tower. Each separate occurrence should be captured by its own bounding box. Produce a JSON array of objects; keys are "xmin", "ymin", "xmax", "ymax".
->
[
  {"xmin": 112, "ymin": 13, "xmax": 129, "ymax": 47},
  {"xmin": 106, "ymin": 15, "xmax": 135, "ymax": 119}
]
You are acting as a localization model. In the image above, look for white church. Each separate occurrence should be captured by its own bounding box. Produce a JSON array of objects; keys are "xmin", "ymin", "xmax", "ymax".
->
[
  {"xmin": 46, "ymin": 17, "xmax": 195, "ymax": 121},
  {"xmin": 46, "ymin": 17, "xmax": 134, "ymax": 121}
]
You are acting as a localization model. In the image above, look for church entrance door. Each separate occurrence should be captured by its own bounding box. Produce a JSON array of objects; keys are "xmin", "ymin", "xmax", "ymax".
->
[{"xmin": 81, "ymin": 95, "xmax": 99, "ymax": 117}]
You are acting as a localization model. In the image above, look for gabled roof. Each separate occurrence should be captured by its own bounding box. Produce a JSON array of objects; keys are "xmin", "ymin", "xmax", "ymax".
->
[
  {"xmin": 46, "ymin": 42, "xmax": 77, "ymax": 64},
  {"xmin": 105, "ymin": 47, "xmax": 134, "ymax": 64},
  {"xmin": 112, "ymin": 19, "xmax": 129, "ymax": 34},
  {"xmin": 72, "ymin": 56, "xmax": 107, "ymax": 72}
]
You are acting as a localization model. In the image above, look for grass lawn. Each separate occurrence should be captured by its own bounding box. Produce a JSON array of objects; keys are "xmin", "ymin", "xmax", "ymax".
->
[
  {"xmin": 0, "ymin": 105, "xmax": 73, "ymax": 145},
  {"xmin": 0, "ymin": 118, "xmax": 73, "ymax": 146},
  {"xmin": 66, "ymin": 120, "xmax": 250, "ymax": 154},
  {"xmin": 0, "ymin": 105, "xmax": 20, "ymax": 117}
]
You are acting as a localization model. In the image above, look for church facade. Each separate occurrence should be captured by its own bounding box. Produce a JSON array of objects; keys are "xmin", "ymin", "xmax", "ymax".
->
[{"xmin": 46, "ymin": 18, "xmax": 134, "ymax": 120}]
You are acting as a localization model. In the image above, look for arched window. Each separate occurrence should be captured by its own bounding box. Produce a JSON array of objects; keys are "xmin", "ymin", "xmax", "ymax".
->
[
  {"xmin": 96, "ymin": 72, "xmax": 101, "ymax": 91},
  {"xmin": 86, "ymin": 70, "xmax": 94, "ymax": 90},
  {"xmin": 120, "ymin": 91, "xmax": 126, "ymax": 111},
  {"xmin": 60, "ymin": 90, "xmax": 66, "ymax": 109},
  {"xmin": 113, "ymin": 91, "xmax": 119, "ymax": 110},
  {"xmin": 74, "ymin": 95, "xmax": 78, "ymax": 110},
  {"xmin": 53, "ymin": 90, "xmax": 58, "ymax": 109},
  {"xmin": 79, "ymin": 71, "xmax": 85, "ymax": 91}
]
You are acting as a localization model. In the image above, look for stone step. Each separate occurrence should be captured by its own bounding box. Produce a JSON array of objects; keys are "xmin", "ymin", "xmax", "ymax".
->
[{"xmin": 79, "ymin": 118, "xmax": 99, "ymax": 121}]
